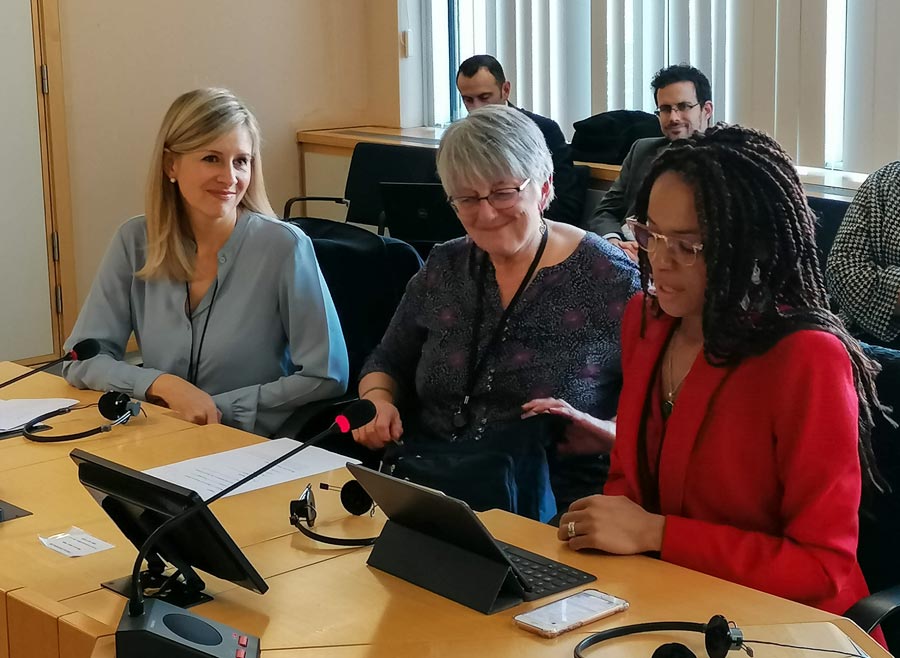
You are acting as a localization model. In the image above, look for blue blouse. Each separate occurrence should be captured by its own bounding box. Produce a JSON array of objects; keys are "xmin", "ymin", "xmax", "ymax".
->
[{"xmin": 62, "ymin": 211, "xmax": 349, "ymax": 436}]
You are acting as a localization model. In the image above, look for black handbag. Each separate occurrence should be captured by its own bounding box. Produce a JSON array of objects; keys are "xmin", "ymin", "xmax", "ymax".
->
[{"xmin": 381, "ymin": 414, "xmax": 564, "ymax": 522}]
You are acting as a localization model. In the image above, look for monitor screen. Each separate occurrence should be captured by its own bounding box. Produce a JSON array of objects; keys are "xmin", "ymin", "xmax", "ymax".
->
[
  {"xmin": 70, "ymin": 448, "xmax": 267, "ymax": 598},
  {"xmin": 379, "ymin": 181, "xmax": 464, "ymax": 242}
]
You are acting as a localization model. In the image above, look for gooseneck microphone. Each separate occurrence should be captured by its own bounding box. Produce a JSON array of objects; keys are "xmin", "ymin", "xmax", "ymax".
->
[
  {"xmin": 128, "ymin": 398, "xmax": 375, "ymax": 614},
  {"xmin": 0, "ymin": 339, "xmax": 101, "ymax": 391},
  {"xmin": 0, "ymin": 340, "xmax": 98, "ymax": 522},
  {"xmin": 115, "ymin": 400, "xmax": 376, "ymax": 658}
]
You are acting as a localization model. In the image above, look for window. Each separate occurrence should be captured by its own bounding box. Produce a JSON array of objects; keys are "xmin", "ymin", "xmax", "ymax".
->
[{"xmin": 427, "ymin": 0, "xmax": 900, "ymax": 175}]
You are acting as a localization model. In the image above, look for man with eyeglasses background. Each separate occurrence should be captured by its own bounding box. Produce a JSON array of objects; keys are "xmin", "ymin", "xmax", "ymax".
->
[
  {"xmin": 588, "ymin": 64, "xmax": 713, "ymax": 261},
  {"xmin": 456, "ymin": 54, "xmax": 585, "ymax": 227}
]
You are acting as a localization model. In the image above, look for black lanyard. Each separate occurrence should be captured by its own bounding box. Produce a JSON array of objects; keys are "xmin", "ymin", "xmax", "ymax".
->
[
  {"xmin": 452, "ymin": 221, "xmax": 549, "ymax": 430},
  {"xmin": 186, "ymin": 278, "xmax": 219, "ymax": 385}
]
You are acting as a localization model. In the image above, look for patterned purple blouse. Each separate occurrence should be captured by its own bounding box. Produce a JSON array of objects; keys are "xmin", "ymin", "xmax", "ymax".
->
[{"xmin": 362, "ymin": 232, "xmax": 639, "ymax": 446}]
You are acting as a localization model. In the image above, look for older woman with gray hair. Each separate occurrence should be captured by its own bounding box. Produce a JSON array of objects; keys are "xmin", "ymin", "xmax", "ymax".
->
[{"xmin": 353, "ymin": 104, "xmax": 638, "ymax": 521}]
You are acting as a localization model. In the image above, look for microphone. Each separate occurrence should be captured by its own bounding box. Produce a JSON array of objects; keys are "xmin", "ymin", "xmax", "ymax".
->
[
  {"xmin": 0, "ymin": 339, "xmax": 101, "ymax": 391},
  {"xmin": 115, "ymin": 400, "xmax": 376, "ymax": 657}
]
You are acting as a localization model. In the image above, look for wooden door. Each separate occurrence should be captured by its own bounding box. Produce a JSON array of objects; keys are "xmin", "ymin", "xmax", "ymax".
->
[{"xmin": 0, "ymin": 0, "xmax": 71, "ymax": 363}]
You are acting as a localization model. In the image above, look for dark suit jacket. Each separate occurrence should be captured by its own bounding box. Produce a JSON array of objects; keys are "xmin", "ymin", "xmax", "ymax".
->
[
  {"xmin": 606, "ymin": 295, "xmax": 871, "ymax": 616},
  {"xmin": 515, "ymin": 106, "xmax": 585, "ymax": 226},
  {"xmin": 588, "ymin": 136, "xmax": 670, "ymax": 237}
]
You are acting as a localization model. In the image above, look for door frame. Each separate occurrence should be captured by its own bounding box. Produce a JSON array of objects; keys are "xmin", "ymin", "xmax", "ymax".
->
[{"xmin": 17, "ymin": 0, "xmax": 76, "ymax": 366}]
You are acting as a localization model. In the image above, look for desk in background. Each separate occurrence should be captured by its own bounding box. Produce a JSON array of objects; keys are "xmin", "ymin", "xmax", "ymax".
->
[
  {"xmin": 294, "ymin": 126, "xmax": 858, "ymax": 223},
  {"xmin": 0, "ymin": 363, "xmax": 888, "ymax": 658}
]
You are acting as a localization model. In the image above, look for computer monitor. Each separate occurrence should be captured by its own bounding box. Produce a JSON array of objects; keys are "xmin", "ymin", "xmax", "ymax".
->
[
  {"xmin": 380, "ymin": 181, "xmax": 465, "ymax": 258},
  {"xmin": 70, "ymin": 448, "xmax": 267, "ymax": 607}
]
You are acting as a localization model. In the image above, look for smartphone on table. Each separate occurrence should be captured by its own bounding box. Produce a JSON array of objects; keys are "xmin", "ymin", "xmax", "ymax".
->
[{"xmin": 513, "ymin": 589, "xmax": 629, "ymax": 638}]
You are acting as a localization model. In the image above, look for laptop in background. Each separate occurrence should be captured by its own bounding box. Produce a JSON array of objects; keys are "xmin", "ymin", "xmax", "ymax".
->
[{"xmin": 379, "ymin": 182, "xmax": 465, "ymax": 258}]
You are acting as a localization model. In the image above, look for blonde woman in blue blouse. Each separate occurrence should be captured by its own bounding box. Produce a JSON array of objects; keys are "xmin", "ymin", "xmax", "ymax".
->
[{"xmin": 63, "ymin": 88, "xmax": 348, "ymax": 435}]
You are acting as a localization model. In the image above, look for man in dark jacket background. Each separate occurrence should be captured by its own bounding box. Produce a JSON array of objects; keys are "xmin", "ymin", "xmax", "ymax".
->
[{"xmin": 456, "ymin": 54, "xmax": 585, "ymax": 226}]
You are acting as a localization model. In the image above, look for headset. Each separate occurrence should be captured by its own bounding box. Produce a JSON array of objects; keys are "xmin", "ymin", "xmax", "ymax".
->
[
  {"xmin": 289, "ymin": 479, "xmax": 378, "ymax": 547},
  {"xmin": 23, "ymin": 391, "xmax": 142, "ymax": 443},
  {"xmin": 574, "ymin": 614, "xmax": 866, "ymax": 658}
]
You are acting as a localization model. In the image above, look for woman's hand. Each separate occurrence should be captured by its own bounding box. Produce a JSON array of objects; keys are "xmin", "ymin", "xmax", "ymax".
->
[
  {"xmin": 607, "ymin": 238, "xmax": 640, "ymax": 263},
  {"xmin": 521, "ymin": 398, "xmax": 616, "ymax": 454},
  {"xmin": 352, "ymin": 398, "xmax": 403, "ymax": 449},
  {"xmin": 557, "ymin": 495, "xmax": 665, "ymax": 555},
  {"xmin": 146, "ymin": 373, "xmax": 221, "ymax": 425}
]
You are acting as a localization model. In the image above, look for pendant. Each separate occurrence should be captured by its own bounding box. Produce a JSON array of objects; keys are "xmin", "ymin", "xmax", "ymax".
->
[
  {"xmin": 662, "ymin": 399, "xmax": 674, "ymax": 419},
  {"xmin": 452, "ymin": 408, "xmax": 469, "ymax": 429}
]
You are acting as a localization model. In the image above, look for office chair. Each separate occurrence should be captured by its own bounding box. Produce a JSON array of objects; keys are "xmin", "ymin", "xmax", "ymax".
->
[
  {"xmin": 283, "ymin": 142, "xmax": 440, "ymax": 234},
  {"xmin": 273, "ymin": 218, "xmax": 422, "ymax": 464},
  {"xmin": 845, "ymin": 343, "xmax": 900, "ymax": 652},
  {"xmin": 807, "ymin": 195, "xmax": 850, "ymax": 273}
]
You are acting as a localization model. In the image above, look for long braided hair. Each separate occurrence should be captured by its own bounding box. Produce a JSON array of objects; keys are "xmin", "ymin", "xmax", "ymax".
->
[{"xmin": 632, "ymin": 123, "xmax": 887, "ymax": 492}]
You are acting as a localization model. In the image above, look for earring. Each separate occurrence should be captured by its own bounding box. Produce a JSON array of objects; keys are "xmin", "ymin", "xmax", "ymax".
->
[
  {"xmin": 740, "ymin": 291, "xmax": 751, "ymax": 311},
  {"xmin": 169, "ymin": 177, "xmax": 176, "ymax": 184}
]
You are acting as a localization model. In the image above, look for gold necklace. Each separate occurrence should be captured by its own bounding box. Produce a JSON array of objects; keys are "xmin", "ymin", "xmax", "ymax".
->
[{"xmin": 662, "ymin": 328, "xmax": 690, "ymax": 419}]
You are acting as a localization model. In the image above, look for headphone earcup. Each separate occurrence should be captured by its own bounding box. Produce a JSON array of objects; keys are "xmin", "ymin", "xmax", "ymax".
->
[
  {"xmin": 340, "ymin": 480, "xmax": 374, "ymax": 516},
  {"xmin": 652, "ymin": 643, "xmax": 697, "ymax": 658},
  {"xmin": 704, "ymin": 615, "xmax": 738, "ymax": 658},
  {"xmin": 98, "ymin": 391, "xmax": 132, "ymax": 420},
  {"xmin": 97, "ymin": 391, "xmax": 140, "ymax": 422}
]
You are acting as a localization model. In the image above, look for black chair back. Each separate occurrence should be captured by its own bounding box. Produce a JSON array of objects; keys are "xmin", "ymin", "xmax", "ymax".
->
[
  {"xmin": 289, "ymin": 218, "xmax": 422, "ymax": 382},
  {"xmin": 807, "ymin": 195, "xmax": 851, "ymax": 271},
  {"xmin": 858, "ymin": 343, "xmax": 900, "ymax": 650}
]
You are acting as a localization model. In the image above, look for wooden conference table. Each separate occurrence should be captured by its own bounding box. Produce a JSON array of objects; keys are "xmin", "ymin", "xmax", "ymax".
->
[{"xmin": 0, "ymin": 362, "xmax": 889, "ymax": 658}]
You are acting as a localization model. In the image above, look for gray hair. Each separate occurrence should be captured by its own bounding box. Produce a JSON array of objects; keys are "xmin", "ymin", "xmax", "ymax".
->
[{"xmin": 437, "ymin": 104, "xmax": 554, "ymax": 206}]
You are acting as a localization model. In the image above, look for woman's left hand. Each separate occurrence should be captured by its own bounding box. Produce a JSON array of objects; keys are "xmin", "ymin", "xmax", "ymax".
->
[
  {"xmin": 521, "ymin": 397, "xmax": 616, "ymax": 454},
  {"xmin": 557, "ymin": 495, "xmax": 665, "ymax": 555}
]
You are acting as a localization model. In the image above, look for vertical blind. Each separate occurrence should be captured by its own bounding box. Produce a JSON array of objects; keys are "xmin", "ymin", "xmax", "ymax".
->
[{"xmin": 442, "ymin": 0, "xmax": 900, "ymax": 173}]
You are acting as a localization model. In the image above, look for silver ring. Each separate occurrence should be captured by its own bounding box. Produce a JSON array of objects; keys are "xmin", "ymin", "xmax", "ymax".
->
[{"xmin": 567, "ymin": 521, "xmax": 576, "ymax": 539}]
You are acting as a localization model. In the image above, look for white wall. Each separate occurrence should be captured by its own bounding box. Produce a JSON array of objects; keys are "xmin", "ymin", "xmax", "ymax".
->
[{"xmin": 59, "ymin": 0, "xmax": 396, "ymax": 305}]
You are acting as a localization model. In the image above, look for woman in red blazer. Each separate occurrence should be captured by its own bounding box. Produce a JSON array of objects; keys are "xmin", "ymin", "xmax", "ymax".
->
[{"xmin": 558, "ymin": 125, "xmax": 886, "ymax": 619}]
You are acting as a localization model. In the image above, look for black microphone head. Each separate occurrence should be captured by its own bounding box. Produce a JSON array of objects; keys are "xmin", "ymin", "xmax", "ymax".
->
[
  {"xmin": 334, "ymin": 400, "xmax": 376, "ymax": 433},
  {"xmin": 68, "ymin": 339, "xmax": 101, "ymax": 361}
]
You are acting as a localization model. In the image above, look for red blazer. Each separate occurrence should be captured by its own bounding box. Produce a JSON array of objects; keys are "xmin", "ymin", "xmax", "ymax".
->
[{"xmin": 605, "ymin": 294, "xmax": 871, "ymax": 616}]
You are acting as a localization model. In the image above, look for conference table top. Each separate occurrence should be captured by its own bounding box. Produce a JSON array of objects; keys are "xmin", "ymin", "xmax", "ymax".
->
[{"xmin": 0, "ymin": 361, "xmax": 888, "ymax": 658}]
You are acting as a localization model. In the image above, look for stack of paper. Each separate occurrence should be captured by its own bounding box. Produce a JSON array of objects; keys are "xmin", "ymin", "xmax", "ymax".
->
[
  {"xmin": 144, "ymin": 438, "xmax": 359, "ymax": 501},
  {"xmin": 0, "ymin": 398, "xmax": 77, "ymax": 438}
]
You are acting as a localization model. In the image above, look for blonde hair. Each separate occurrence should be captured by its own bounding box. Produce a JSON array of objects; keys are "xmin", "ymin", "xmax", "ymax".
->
[{"xmin": 138, "ymin": 88, "xmax": 275, "ymax": 280}]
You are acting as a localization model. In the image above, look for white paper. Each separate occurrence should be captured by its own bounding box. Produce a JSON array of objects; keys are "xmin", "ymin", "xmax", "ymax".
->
[
  {"xmin": 39, "ymin": 526, "xmax": 115, "ymax": 557},
  {"xmin": 144, "ymin": 439, "xmax": 358, "ymax": 501},
  {"xmin": 0, "ymin": 398, "xmax": 78, "ymax": 431}
]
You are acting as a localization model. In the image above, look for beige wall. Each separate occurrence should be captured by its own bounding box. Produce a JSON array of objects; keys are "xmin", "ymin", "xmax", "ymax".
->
[{"xmin": 59, "ymin": 0, "xmax": 401, "ymax": 306}]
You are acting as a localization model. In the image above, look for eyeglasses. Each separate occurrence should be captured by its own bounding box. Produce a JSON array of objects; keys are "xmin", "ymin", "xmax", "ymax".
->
[
  {"xmin": 654, "ymin": 101, "xmax": 700, "ymax": 117},
  {"xmin": 448, "ymin": 178, "xmax": 531, "ymax": 215},
  {"xmin": 625, "ymin": 218, "xmax": 704, "ymax": 266}
]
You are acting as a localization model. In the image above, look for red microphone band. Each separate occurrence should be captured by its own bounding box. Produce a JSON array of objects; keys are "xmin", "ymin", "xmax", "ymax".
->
[{"xmin": 335, "ymin": 415, "xmax": 351, "ymax": 434}]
